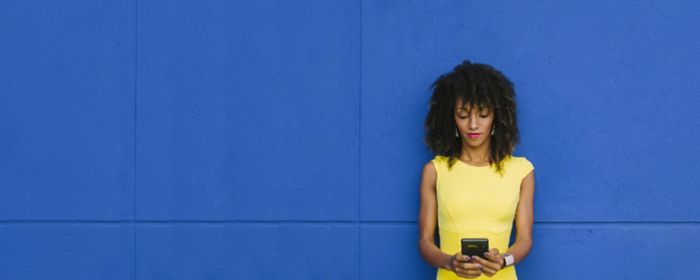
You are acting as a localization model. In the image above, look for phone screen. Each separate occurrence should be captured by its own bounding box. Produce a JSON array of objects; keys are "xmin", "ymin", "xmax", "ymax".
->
[{"xmin": 461, "ymin": 238, "xmax": 489, "ymax": 259}]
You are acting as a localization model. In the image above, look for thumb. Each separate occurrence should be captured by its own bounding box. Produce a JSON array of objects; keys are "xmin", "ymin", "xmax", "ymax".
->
[{"xmin": 454, "ymin": 252, "xmax": 470, "ymax": 262}]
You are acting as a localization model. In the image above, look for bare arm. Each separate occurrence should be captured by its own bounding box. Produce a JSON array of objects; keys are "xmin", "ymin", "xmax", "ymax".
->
[
  {"xmin": 505, "ymin": 169, "xmax": 535, "ymax": 265},
  {"xmin": 417, "ymin": 161, "xmax": 453, "ymax": 270}
]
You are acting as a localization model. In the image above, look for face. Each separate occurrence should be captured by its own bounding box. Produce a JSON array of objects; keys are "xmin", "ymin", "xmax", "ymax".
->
[{"xmin": 454, "ymin": 98, "xmax": 495, "ymax": 148}]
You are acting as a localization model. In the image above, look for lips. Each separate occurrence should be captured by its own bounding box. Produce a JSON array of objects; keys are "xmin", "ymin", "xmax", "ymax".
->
[{"xmin": 467, "ymin": 133, "xmax": 481, "ymax": 139}]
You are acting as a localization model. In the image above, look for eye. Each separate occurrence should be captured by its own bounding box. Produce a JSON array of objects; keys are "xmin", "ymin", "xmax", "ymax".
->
[{"xmin": 479, "ymin": 108, "xmax": 491, "ymax": 117}]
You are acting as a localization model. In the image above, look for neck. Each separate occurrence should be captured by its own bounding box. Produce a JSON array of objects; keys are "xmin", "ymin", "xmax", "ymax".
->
[{"xmin": 460, "ymin": 143, "xmax": 490, "ymax": 163}]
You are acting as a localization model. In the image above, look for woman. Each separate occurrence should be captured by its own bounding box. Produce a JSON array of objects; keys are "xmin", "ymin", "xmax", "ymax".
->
[{"xmin": 418, "ymin": 60, "xmax": 536, "ymax": 280}]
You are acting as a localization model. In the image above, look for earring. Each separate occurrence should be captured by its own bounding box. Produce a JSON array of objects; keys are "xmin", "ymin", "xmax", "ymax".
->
[
  {"xmin": 491, "ymin": 127, "xmax": 495, "ymax": 136},
  {"xmin": 455, "ymin": 128, "xmax": 459, "ymax": 138}
]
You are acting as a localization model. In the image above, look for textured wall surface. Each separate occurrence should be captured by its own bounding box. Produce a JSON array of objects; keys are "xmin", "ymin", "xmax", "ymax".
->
[{"xmin": 1, "ymin": 0, "xmax": 699, "ymax": 279}]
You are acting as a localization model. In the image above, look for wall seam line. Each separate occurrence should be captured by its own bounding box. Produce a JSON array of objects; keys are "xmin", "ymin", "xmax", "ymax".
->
[
  {"xmin": 132, "ymin": 0, "xmax": 139, "ymax": 279},
  {"xmin": 0, "ymin": 220, "xmax": 699, "ymax": 225},
  {"xmin": 357, "ymin": 0, "xmax": 363, "ymax": 279}
]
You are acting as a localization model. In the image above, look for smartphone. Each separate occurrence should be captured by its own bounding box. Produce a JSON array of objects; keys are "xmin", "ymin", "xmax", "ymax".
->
[{"xmin": 461, "ymin": 238, "xmax": 489, "ymax": 259}]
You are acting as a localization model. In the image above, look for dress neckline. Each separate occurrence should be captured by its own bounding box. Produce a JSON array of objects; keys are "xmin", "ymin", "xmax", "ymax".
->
[
  {"xmin": 455, "ymin": 158, "xmax": 492, "ymax": 168},
  {"xmin": 452, "ymin": 154, "xmax": 513, "ymax": 168}
]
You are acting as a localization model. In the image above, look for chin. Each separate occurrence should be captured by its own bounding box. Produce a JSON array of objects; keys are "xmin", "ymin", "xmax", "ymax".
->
[{"xmin": 465, "ymin": 140, "xmax": 487, "ymax": 147}]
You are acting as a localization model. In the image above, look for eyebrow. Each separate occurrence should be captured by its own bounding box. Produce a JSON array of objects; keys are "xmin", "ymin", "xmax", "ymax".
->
[{"xmin": 456, "ymin": 106, "xmax": 491, "ymax": 112}]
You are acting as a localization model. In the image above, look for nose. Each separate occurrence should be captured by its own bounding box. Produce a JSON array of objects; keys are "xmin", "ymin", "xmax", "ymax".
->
[{"xmin": 468, "ymin": 114, "xmax": 478, "ymax": 130}]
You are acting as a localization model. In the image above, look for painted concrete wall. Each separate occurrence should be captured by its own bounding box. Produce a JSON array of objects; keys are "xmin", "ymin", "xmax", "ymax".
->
[{"xmin": 1, "ymin": 0, "xmax": 699, "ymax": 279}]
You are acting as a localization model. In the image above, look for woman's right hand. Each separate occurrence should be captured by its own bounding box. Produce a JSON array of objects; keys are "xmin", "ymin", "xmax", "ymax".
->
[{"xmin": 449, "ymin": 252, "xmax": 483, "ymax": 279}]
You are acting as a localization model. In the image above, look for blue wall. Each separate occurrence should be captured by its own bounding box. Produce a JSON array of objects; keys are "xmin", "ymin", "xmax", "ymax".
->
[{"xmin": 1, "ymin": 0, "xmax": 699, "ymax": 279}]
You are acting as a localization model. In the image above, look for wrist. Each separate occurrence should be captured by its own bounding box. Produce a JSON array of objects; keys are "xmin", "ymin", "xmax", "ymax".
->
[{"xmin": 445, "ymin": 254, "xmax": 456, "ymax": 271}]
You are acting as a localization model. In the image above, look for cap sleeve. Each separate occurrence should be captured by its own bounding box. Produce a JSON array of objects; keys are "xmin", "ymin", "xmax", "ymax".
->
[
  {"xmin": 520, "ymin": 157, "xmax": 534, "ymax": 180},
  {"xmin": 430, "ymin": 155, "xmax": 445, "ymax": 177}
]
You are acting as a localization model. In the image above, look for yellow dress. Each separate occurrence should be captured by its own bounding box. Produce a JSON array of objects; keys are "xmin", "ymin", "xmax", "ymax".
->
[{"xmin": 431, "ymin": 155, "xmax": 534, "ymax": 280}]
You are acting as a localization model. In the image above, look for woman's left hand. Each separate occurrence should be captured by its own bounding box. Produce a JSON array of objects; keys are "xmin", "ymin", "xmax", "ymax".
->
[{"xmin": 470, "ymin": 248, "xmax": 505, "ymax": 277}]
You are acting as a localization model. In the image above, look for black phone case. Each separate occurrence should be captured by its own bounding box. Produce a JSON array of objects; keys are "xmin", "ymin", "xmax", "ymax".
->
[{"xmin": 461, "ymin": 238, "xmax": 489, "ymax": 258}]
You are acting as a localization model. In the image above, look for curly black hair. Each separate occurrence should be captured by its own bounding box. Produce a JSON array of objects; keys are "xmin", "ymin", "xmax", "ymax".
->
[{"xmin": 424, "ymin": 60, "xmax": 519, "ymax": 175}]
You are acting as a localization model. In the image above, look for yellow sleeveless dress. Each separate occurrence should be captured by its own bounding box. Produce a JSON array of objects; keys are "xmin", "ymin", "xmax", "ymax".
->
[{"xmin": 431, "ymin": 155, "xmax": 534, "ymax": 280}]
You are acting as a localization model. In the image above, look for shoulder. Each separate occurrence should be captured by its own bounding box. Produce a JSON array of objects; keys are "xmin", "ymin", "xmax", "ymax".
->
[
  {"xmin": 425, "ymin": 155, "xmax": 445, "ymax": 171},
  {"xmin": 421, "ymin": 159, "xmax": 438, "ymax": 189},
  {"xmin": 423, "ymin": 159, "xmax": 436, "ymax": 173},
  {"xmin": 424, "ymin": 155, "xmax": 449, "ymax": 177},
  {"xmin": 429, "ymin": 155, "xmax": 450, "ymax": 169},
  {"xmin": 507, "ymin": 155, "xmax": 534, "ymax": 168},
  {"xmin": 432, "ymin": 154, "xmax": 448, "ymax": 162},
  {"xmin": 505, "ymin": 155, "xmax": 535, "ymax": 177}
]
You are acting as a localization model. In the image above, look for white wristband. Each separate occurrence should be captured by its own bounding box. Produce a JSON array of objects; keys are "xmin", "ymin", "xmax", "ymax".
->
[{"xmin": 503, "ymin": 254, "xmax": 515, "ymax": 266}]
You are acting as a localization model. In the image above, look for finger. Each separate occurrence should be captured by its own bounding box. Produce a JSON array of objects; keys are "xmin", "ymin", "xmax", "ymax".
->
[
  {"xmin": 484, "ymin": 249, "xmax": 502, "ymax": 261},
  {"xmin": 471, "ymin": 255, "xmax": 489, "ymax": 265},
  {"xmin": 454, "ymin": 267, "xmax": 466, "ymax": 276},
  {"xmin": 486, "ymin": 251, "xmax": 506, "ymax": 269},
  {"xmin": 457, "ymin": 254, "xmax": 471, "ymax": 262},
  {"xmin": 472, "ymin": 256, "xmax": 499, "ymax": 270},
  {"xmin": 484, "ymin": 249, "xmax": 501, "ymax": 262},
  {"xmin": 449, "ymin": 253, "xmax": 459, "ymax": 266},
  {"xmin": 460, "ymin": 261, "xmax": 484, "ymax": 270}
]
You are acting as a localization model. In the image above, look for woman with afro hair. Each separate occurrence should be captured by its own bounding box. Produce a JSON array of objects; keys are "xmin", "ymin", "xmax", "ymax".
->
[{"xmin": 418, "ymin": 60, "xmax": 535, "ymax": 280}]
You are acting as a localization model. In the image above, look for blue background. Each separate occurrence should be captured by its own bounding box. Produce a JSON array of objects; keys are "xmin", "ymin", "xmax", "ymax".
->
[{"xmin": 1, "ymin": 0, "xmax": 699, "ymax": 279}]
